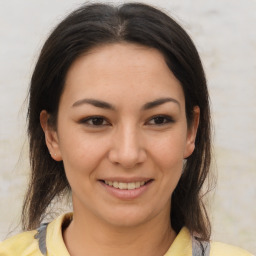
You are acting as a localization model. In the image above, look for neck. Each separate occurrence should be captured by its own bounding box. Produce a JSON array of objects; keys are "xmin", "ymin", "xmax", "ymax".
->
[{"xmin": 63, "ymin": 206, "xmax": 176, "ymax": 256}]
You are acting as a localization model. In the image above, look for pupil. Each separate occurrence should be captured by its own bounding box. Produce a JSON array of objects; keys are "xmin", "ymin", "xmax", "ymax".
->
[
  {"xmin": 92, "ymin": 118, "xmax": 103, "ymax": 125},
  {"xmin": 155, "ymin": 117, "xmax": 164, "ymax": 124}
]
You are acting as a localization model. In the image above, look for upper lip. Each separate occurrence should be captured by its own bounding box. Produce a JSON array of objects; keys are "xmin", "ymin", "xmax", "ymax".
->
[{"xmin": 99, "ymin": 177, "xmax": 153, "ymax": 183}]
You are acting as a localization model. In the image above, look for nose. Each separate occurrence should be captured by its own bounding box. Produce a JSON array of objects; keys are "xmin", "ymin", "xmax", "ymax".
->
[{"xmin": 108, "ymin": 125, "xmax": 147, "ymax": 169}]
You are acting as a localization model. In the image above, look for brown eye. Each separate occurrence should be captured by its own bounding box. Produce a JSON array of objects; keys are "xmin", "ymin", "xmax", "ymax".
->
[
  {"xmin": 153, "ymin": 116, "xmax": 166, "ymax": 124},
  {"xmin": 80, "ymin": 116, "xmax": 110, "ymax": 126},
  {"xmin": 90, "ymin": 117, "xmax": 105, "ymax": 125},
  {"xmin": 147, "ymin": 115, "xmax": 174, "ymax": 125}
]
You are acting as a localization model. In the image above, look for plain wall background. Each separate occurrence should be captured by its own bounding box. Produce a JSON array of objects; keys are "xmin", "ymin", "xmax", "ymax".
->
[{"xmin": 0, "ymin": 0, "xmax": 255, "ymax": 254}]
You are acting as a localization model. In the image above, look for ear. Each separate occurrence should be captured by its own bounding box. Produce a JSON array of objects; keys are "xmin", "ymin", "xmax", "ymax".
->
[
  {"xmin": 184, "ymin": 106, "xmax": 200, "ymax": 159},
  {"xmin": 40, "ymin": 110, "xmax": 62, "ymax": 161}
]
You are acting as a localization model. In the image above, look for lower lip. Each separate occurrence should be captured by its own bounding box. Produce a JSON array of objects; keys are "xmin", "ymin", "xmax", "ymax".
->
[{"xmin": 100, "ymin": 181, "xmax": 152, "ymax": 200}]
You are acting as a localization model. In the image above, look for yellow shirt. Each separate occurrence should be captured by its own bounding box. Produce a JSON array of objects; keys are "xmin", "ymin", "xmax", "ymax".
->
[{"xmin": 0, "ymin": 213, "xmax": 253, "ymax": 256}]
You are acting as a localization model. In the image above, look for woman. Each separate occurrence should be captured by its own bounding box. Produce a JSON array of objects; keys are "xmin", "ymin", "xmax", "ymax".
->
[{"xmin": 0, "ymin": 2, "xmax": 253, "ymax": 256}]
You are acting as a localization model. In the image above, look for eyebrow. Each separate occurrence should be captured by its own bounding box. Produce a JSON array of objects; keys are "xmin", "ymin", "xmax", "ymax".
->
[
  {"xmin": 72, "ymin": 98, "xmax": 115, "ymax": 110},
  {"xmin": 72, "ymin": 97, "xmax": 180, "ymax": 110},
  {"xmin": 142, "ymin": 97, "xmax": 180, "ymax": 110}
]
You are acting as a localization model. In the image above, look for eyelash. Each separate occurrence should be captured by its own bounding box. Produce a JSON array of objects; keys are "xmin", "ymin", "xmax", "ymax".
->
[
  {"xmin": 79, "ymin": 115, "xmax": 174, "ymax": 127},
  {"xmin": 146, "ymin": 115, "xmax": 174, "ymax": 126},
  {"xmin": 79, "ymin": 116, "xmax": 110, "ymax": 127}
]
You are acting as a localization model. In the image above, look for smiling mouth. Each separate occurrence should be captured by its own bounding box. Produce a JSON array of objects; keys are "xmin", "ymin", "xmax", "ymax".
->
[{"xmin": 101, "ymin": 180, "xmax": 152, "ymax": 190}]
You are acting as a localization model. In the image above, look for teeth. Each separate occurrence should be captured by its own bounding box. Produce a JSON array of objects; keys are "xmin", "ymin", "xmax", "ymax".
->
[
  {"xmin": 135, "ymin": 181, "xmax": 140, "ymax": 188},
  {"xmin": 113, "ymin": 181, "xmax": 119, "ymax": 188},
  {"xmin": 128, "ymin": 182, "xmax": 135, "ymax": 190},
  {"xmin": 104, "ymin": 181, "xmax": 147, "ymax": 190},
  {"xmin": 119, "ymin": 182, "xmax": 127, "ymax": 189}
]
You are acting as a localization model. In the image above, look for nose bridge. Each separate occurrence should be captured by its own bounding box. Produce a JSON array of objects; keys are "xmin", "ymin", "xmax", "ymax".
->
[
  {"xmin": 120, "ymin": 123, "xmax": 138, "ymax": 153},
  {"xmin": 109, "ymin": 122, "xmax": 146, "ymax": 168}
]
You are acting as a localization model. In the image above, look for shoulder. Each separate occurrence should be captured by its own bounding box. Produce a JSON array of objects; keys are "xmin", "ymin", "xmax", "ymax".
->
[
  {"xmin": 0, "ymin": 229, "xmax": 41, "ymax": 256},
  {"xmin": 0, "ymin": 212, "xmax": 73, "ymax": 256},
  {"xmin": 210, "ymin": 241, "xmax": 254, "ymax": 256}
]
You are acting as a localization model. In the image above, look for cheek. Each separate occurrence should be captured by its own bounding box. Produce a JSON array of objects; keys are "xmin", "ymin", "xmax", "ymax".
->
[
  {"xmin": 146, "ymin": 129, "xmax": 187, "ymax": 193},
  {"xmin": 58, "ymin": 131, "xmax": 107, "ymax": 179},
  {"xmin": 147, "ymin": 129, "xmax": 187, "ymax": 166}
]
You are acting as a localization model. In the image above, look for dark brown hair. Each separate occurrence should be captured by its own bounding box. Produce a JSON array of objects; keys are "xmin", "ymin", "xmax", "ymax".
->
[{"xmin": 22, "ymin": 2, "xmax": 212, "ymax": 240}]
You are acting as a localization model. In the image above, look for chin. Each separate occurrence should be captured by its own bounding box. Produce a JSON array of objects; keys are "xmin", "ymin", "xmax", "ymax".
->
[{"xmin": 101, "ymin": 207, "xmax": 158, "ymax": 228}]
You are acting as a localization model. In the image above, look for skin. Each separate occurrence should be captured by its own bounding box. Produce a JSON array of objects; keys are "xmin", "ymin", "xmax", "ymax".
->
[{"xmin": 41, "ymin": 43, "xmax": 199, "ymax": 256}]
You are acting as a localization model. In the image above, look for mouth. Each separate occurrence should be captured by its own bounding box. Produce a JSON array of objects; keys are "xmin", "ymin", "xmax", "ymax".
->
[{"xmin": 100, "ymin": 180, "xmax": 152, "ymax": 190}]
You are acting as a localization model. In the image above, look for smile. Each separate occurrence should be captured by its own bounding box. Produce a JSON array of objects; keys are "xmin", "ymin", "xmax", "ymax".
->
[
  {"xmin": 100, "ymin": 179, "xmax": 153, "ymax": 199},
  {"xmin": 104, "ymin": 181, "xmax": 147, "ymax": 190}
]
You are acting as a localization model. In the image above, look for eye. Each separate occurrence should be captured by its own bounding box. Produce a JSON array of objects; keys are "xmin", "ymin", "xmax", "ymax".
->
[
  {"xmin": 80, "ymin": 116, "xmax": 110, "ymax": 127},
  {"xmin": 146, "ymin": 115, "xmax": 174, "ymax": 126}
]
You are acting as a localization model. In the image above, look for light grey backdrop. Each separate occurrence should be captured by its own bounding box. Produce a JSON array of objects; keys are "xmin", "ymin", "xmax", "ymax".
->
[{"xmin": 0, "ymin": 0, "xmax": 255, "ymax": 254}]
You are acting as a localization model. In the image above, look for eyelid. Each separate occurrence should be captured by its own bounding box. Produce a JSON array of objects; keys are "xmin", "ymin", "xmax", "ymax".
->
[
  {"xmin": 145, "ymin": 114, "xmax": 175, "ymax": 125},
  {"xmin": 79, "ymin": 116, "xmax": 111, "ymax": 126},
  {"xmin": 78, "ymin": 114, "xmax": 174, "ymax": 127}
]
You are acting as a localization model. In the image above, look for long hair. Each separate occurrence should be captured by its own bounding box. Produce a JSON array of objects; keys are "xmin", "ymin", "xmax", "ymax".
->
[{"xmin": 22, "ymin": 2, "xmax": 212, "ymax": 240}]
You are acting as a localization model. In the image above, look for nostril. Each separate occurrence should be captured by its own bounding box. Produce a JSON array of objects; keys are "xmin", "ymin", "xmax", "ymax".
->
[{"xmin": 108, "ymin": 142, "xmax": 147, "ymax": 169}]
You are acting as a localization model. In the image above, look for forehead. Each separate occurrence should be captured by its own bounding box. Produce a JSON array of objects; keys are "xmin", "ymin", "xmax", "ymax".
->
[{"xmin": 62, "ymin": 43, "xmax": 185, "ymax": 108}]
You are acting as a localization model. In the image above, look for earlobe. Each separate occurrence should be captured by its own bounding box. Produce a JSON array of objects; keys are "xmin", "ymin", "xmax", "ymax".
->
[
  {"xmin": 184, "ymin": 106, "xmax": 200, "ymax": 158},
  {"xmin": 40, "ymin": 110, "xmax": 62, "ymax": 161}
]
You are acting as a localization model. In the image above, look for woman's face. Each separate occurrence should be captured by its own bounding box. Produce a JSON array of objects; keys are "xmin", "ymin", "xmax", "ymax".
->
[{"xmin": 42, "ymin": 43, "xmax": 199, "ymax": 228}]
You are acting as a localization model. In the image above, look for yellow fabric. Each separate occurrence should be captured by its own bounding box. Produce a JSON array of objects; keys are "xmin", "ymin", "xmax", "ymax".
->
[{"xmin": 0, "ymin": 213, "xmax": 253, "ymax": 256}]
